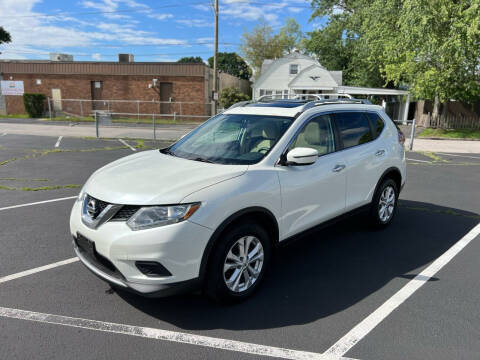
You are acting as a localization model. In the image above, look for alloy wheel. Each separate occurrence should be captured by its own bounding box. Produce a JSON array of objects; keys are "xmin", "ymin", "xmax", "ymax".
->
[
  {"xmin": 378, "ymin": 185, "xmax": 396, "ymax": 223},
  {"xmin": 223, "ymin": 236, "xmax": 264, "ymax": 293}
]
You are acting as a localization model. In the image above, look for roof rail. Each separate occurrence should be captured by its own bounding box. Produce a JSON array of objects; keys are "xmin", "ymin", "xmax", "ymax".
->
[
  {"xmin": 257, "ymin": 93, "xmax": 353, "ymax": 102},
  {"xmin": 301, "ymin": 98, "xmax": 371, "ymax": 112}
]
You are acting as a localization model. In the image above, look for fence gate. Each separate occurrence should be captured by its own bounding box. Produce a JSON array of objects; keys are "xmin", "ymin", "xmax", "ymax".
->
[
  {"xmin": 91, "ymin": 81, "xmax": 106, "ymax": 110},
  {"xmin": 51, "ymin": 89, "xmax": 62, "ymax": 111},
  {"xmin": 160, "ymin": 82, "xmax": 172, "ymax": 114}
]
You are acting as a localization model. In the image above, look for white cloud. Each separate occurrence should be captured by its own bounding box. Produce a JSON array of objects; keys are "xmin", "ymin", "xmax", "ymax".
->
[
  {"xmin": 0, "ymin": 0, "xmax": 187, "ymax": 59},
  {"xmin": 148, "ymin": 13, "xmax": 173, "ymax": 21},
  {"xmin": 92, "ymin": 53, "xmax": 102, "ymax": 60},
  {"xmin": 176, "ymin": 19, "xmax": 213, "ymax": 28}
]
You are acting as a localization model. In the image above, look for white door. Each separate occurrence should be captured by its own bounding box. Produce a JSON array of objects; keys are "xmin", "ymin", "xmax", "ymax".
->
[
  {"xmin": 51, "ymin": 89, "xmax": 62, "ymax": 111},
  {"xmin": 277, "ymin": 114, "xmax": 347, "ymax": 239},
  {"xmin": 333, "ymin": 111, "xmax": 386, "ymax": 210}
]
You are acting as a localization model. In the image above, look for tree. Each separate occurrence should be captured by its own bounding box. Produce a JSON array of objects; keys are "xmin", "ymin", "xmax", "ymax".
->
[
  {"xmin": 177, "ymin": 56, "xmax": 204, "ymax": 63},
  {"xmin": 218, "ymin": 87, "xmax": 250, "ymax": 109},
  {"xmin": 306, "ymin": 2, "xmax": 385, "ymax": 87},
  {"xmin": 240, "ymin": 18, "xmax": 305, "ymax": 76},
  {"xmin": 361, "ymin": 0, "xmax": 480, "ymax": 106},
  {"xmin": 208, "ymin": 52, "xmax": 252, "ymax": 80},
  {"xmin": 277, "ymin": 18, "xmax": 305, "ymax": 54},
  {"xmin": 308, "ymin": 0, "xmax": 480, "ymax": 108},
  {"xmin": 0, "ymin": 27, "xmax": 11, "ymax": 45}
]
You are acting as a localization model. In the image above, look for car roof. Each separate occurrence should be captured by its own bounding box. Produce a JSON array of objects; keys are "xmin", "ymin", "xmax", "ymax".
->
[{"xmin": 223, "ymin": 99, "xmax": 383, "ymax": 118}]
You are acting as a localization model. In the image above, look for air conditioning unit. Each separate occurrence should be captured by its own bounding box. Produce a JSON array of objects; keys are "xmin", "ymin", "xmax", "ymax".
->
[
  {"xmin": 49, "ymin": 53, "xmax": 74, "ymax": 62},
  {"xmin": 118, "ymin": 54, "xmax": 134, "ymax": 63}
]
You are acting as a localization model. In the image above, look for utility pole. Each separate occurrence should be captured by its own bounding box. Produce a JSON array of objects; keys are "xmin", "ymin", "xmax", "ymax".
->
[{"xmin": 212, "ymin": 0, "xmax": 219, "ymax": 115}]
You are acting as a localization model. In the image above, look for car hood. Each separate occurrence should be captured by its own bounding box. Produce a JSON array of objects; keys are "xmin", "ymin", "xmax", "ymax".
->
[{"xmin": 84, "ymin": 150, "xmax": 248, "ymax": 205}]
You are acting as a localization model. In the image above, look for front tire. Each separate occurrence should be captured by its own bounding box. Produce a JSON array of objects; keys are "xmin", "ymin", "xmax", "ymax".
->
[
  {"xmin": 204, "ymin": 222, "xmax": 272, "ymax": 303},
  {"xmin": 369, "ymin": 178, "xmax": 398, "ymax": 228}
]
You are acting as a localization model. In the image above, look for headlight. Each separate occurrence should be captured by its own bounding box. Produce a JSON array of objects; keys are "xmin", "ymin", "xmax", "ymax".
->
[{"xmin": 126, "ymin": 203, "xmax": 201, "ymax": 231}]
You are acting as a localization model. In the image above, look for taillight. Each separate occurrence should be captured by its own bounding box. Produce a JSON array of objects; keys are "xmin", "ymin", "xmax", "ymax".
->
[{"xmin": 398, "ymin": 129, "xmax": 405, "ymax": 144}]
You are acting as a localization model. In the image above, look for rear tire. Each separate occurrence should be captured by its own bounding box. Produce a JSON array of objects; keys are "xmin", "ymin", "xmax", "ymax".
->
[
  {"xmin": 204, "ymin": 222, "xmax": 272, "ymax": 303},
  {"xmin": 369, "ymin": 178, "xmax": 398, "ymax": 228}
]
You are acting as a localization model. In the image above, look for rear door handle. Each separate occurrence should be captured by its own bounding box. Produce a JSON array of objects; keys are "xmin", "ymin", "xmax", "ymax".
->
[
  {"xmin": 375, "ymin": 150, "xmax": 386, "ymax": 157},
  {"xmin": 332, "ymin": 164, "xmax": 346, "ymax": 172}
]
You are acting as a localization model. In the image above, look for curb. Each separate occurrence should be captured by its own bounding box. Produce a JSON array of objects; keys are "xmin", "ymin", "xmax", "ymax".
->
[{"xmin": 417, "ymin": 137, "xmax": 480, "ymax": 141}]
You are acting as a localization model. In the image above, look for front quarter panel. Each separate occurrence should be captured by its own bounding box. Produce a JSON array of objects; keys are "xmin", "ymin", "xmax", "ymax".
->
[{"xmin": 181, "ymin": 167, "xmax": 281, "ymax": 234}]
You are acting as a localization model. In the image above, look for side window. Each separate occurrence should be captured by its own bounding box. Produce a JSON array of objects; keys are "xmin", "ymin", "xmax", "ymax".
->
[
  {"xmin": 335, "ymin": 112, "xmax": 373, "ymax": 149},
  {"xmin": 367, "ymin": 113, "xmax": 385, "ymax": 139},
  {"xmin": 289, "ymin": 64, "xmax": 299, "ymax": 75},
  {"xmin": 289, "ymin": 114, "xmax": 335, "ymax": 156}
]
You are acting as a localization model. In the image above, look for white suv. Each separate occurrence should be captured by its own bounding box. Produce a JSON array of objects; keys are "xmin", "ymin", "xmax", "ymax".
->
[{"xmin": 70, "ymin": 98, "xmax": 406, "ymax": 302}]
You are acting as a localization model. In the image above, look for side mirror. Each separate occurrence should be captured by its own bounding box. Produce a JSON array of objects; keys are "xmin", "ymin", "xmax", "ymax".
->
[{"xmin": 286, "ymin": 147, "xmax": 318, "ymax": 166}]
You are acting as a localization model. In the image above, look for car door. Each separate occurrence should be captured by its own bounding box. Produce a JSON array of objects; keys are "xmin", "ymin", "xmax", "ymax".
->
[
  {"xmin": 277, "ymin": 113, "xmax": 347, "ymax": 239},
  {"xmin": 333, "ymin": 111, "xmax": 387, "ymax": 211}
]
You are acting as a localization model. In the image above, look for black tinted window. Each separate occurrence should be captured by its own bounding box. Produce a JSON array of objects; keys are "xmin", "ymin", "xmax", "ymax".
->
[
  {"xmin": 367, "ymin": 113, "xmax": 385, "ymax": 139},
  {"xmin": 335, "ymin": 112, "xmax": 373, "ymax": 148}
]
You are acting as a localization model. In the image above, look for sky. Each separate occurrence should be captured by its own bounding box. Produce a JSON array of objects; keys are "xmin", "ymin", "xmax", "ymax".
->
[{"xmin": 0, "ymin": 0, "xmax": 325, "ymax": 63}]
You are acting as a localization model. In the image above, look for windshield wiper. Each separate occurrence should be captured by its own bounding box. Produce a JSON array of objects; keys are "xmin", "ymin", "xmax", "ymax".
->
[
  {"xmin": 191, "ymin": 157, "xmax": 215, "ymax": 164},
  {"xmin": 160, "ymin": 148, "xmax": 176, "ymax": 157}
]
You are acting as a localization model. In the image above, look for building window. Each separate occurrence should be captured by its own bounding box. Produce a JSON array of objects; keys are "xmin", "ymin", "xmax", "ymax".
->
[
  {"xmin": 94, "ymin": 81, "xmax": 102, "ymax": 88},
  {"xmin": 290, "ymin": 64, "xmax": 299, "ymax": 75},
  {"xmin": 274, "ymin": 90, "xmax": 282, "ymax": 99},
  {"xmin": 36, "ymin": 79, "xmax": 42, "ymax": 85},
  {"xmin": 265, "ymin": 90, "xmax": 273, "ymax": 96},
  {"xmin": 283, "ymin": 90, "xmax": 289, "ymax": 99},
  {"xmin": 259, "ymin": 89, "xmax": 265, "ymax": 97}
]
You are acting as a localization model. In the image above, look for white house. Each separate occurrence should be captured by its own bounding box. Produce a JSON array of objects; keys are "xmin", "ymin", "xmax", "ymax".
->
[{"xmin": 252, "ymin": 52, "xmax": 411, "ymax": 122}]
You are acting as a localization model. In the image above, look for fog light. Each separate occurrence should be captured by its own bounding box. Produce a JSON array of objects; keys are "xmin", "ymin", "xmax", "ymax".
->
[{"xmin": 135, "ymin": 261, "xmax": 172, "ymax": 277}]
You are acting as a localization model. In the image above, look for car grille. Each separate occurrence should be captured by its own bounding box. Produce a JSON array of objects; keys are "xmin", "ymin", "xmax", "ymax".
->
[
  {"xmin": 85, "ymin": 194, "xmax": 140, "ymax": 222},
  {"xmin": 111, "ymin": 205, "xmax": 140, "ymax": 221},
  {"xmin": 85, "ymin": 194, "xmax": 110, "ymax": 220}
]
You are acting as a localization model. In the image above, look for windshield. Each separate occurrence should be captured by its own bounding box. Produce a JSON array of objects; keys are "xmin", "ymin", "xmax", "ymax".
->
[{"xmin": 165, "ymin": 113, "xmax": 294, "ymax": 165}]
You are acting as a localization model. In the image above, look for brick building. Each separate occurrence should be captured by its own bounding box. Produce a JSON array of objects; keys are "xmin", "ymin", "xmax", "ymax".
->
[{"xmin": 0, "ymin": 57, "xmax": 250, "ymax": 118}]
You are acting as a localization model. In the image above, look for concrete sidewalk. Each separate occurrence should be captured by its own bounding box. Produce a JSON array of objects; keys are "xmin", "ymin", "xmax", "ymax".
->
[
  {"xmin": 0, "ymin": 122, "xmax": 196, "ymax": 141},
  {"xmin": 407, "ymin": 138, "xmax": 480, "ymax": 153}
]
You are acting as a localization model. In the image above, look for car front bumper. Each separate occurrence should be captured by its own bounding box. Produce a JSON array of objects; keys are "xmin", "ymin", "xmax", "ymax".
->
[{"xmin": 70, "ymin": 200, "xmax": 213, "ymax": 297}]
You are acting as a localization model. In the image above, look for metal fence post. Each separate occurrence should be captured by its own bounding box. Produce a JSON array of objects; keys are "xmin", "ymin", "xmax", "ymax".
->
[
  {"xmin": 153, "ymin": 113, "xmax": 156, "ymax": 141},
  {"xmin": 95, "ymin": 111, "xmax": 99, "ymax": 138},
  {"xmin": 409, "ymin": 118, "xmax": 416, "ymax": 151},
  {"xmin": 47, "ymin": 97, "xmax": 52, "ymax": 121}
]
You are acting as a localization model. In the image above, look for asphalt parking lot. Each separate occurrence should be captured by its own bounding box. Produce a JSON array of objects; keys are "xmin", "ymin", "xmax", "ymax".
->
[{"xmin": 1, "ymin": 133, "xmax": 479, "ymax": 360}]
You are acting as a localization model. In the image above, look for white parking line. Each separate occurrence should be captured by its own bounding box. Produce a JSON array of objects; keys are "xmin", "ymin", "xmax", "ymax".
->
[
  {"xmin": 0, "ymin": 196, "xmax": 77, "ymax": 212},
  {"xmin": 325, "ymin": 222, "xmax": 480, "ymax": 357},
  {"xmin": 54, "ymin": 136, "xmax": 63, "ymax": 148},
  {"xmin": 0, "ymin": 133, "xmax": 7, "ymax": 137},
  {"xmin": 436, "ymin": 153, "xmax": 480, "ymax": 160},
  {"xmin": 0, "ymin": 307, "xmax": 357, "ymax": 360},
  {"xmin": 119, "ymin": 139, "xmax": 136, "ymax": 152},
  {"xmin": 406, "ymin": 158, "xmax": 432, "ymax": 163},
  {"xmin": 0, "ymin": 258, "xmax": 79, "ymax": 284}
]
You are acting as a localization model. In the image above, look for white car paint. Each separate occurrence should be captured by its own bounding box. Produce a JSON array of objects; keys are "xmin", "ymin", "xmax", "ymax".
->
[{"xmin": 70, "ymin": 101, "xmax": 406, "ymax": 296}]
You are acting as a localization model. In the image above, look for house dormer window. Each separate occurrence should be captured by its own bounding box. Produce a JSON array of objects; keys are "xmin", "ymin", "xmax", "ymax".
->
[{"xmin": 289, "ymin": 64, "xmax": 299, "ymax": 75}]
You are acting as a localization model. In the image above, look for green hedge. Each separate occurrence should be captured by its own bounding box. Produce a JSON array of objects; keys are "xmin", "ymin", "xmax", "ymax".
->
[{"xmin": 23, "ymin": 93, "xmax": 46, "ymax": 118}]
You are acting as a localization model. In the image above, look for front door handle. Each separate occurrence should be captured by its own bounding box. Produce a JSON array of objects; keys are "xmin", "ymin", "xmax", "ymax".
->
[
  {"xmin": 375, "ymin": 150, "xmax": 386, "ymax": 157},
  {"xmin": 332, "ymin": 164, "xmax": 346, "ymax": 172}
]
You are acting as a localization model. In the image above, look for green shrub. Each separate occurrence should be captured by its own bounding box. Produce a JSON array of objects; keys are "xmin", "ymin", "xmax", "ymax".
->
[
  {"xmin": 23, "ymin": 93, "xmax": 46, "ymax": 118},
  {"xmin": 219, "ymin": 87, "xmax": 250, "ymax": 109}
]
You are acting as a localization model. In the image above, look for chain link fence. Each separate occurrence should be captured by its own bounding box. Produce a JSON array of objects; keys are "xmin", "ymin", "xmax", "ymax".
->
[{"xmin": 47, "ymin": 98, "xmax": 214, "ymax": 123}]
